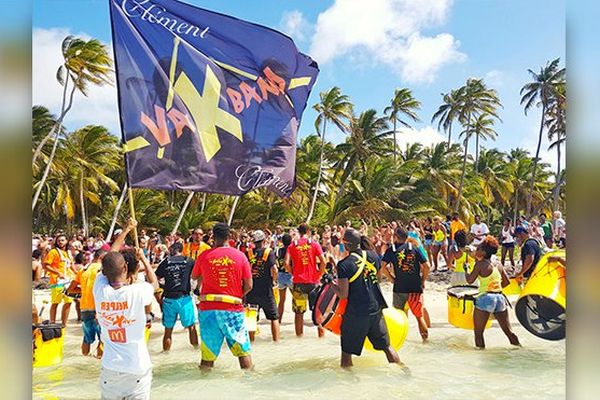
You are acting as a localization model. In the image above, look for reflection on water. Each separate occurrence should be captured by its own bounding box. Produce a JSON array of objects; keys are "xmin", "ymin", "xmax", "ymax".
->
[{"xmin": 33, "ymin": 292, "xmax": 565, "ymax": 400}]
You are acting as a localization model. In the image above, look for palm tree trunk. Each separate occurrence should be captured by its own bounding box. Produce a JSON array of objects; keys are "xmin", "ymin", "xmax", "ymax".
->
[
  {"xmin": 307, "ymin": 119, "xmax": 327, "ymax": 223},
  {"xmin": 79, "ymin": 172, "xmax": 88, "ymax": 237},
  {"xmin": 107, "ymin": 182, "xmax": 128, "ymax": 240},
  {"xmin": 228, "ymin": 196, "xmax": 240, "ymax": 226},
  {"xmin": 513, "ymin": 188, "xmax": 519, "ymax": 225},
  {"xmin": 393, "ymin": 118, "xmax": 397, "ymax": 162},
  {"xmin": 32, "ymin": 76, "xmax": 77, "ymax": 212},
  {"xmin": 171, "ymin": 192, "xmax": 194, "ymax": 236},
  {"xmin": 447, "ymin": 124, "xmax": 452, "ymax": 150},
  {"xmin": 552, "ymin": 143, "xmax": 561, "ymax": 211},
  {"xmin": 526, "ymin": 106, "xmax": 546, "ymax": 216},
  {"xmin": 475, "ymin": 133, "xmax": 479, "ymax": 170},
  {"xmin": 200, "ymin": 192, "xmax": 207, "ymax": 213},
  {"xmin": 32, "ymin": 69, "xmax": 70, "ymax": 166},
  {"xmin": 455, "ymin": 136, "xmax": 469, "ymax": 213}
]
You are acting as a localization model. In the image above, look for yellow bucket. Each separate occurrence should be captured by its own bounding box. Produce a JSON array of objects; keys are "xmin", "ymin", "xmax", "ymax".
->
[
  {"xmin": 32, "ymin": 324, "xmax": 64, "ymax": 368},
  {"xmin": 244, "ymin": 305, "xmax": 258, "ymax": 333},
  {"xmin": 515, "ymin": 250, "xmax": 566, "ymax": 340},
  {"xmin": 447, "ymin": 286, "xmax": 492, "ymax": 330},
  {"xmin": 363, "ymin": 308, "xmax": 409, "ymax": 351},
  {"xmin": 503, "ymin": 278, "xmax": 523, "ymax": 296}
]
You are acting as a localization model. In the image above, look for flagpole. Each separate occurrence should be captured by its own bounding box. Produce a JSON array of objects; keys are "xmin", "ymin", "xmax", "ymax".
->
[
  {"xmin": 228, "ymin": 196, "xmax": 240, "ymax": 226},
  {"xmin": 127, "ymin": 188, "xmax": 139, "ymax": 247},
  {"xmin": 171, "ymin": 191, "xmax": 194, "ymax": 236},
  {"xmin": 107, "ymin": 182, "xmax": 128, "ymax": 240}
]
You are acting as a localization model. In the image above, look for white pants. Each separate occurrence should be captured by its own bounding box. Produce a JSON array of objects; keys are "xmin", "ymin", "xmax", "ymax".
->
[{"xmin": 100, "ymin": 368, "xmax": 152, "ymax": 400}]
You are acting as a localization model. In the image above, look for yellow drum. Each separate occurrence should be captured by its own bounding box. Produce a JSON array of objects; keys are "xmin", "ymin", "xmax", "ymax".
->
[
  {"xmin": 244, "ymin": 305, "xmax": 258, "ymax": 333},
  {"xmin": 515, "ymin": 250, "xmax": 566, "ymax": 341},
  {"xmin": 32, "ymin": 323, "xmax": 64, "ymax": 368},
  {"xmin": 363, "ymin": 308, "xmax": 409, "ymax": 351},
  {"xmin": 503, "ymin": 278, "xmax": 522, "ymax": 296},
  {"xmin": 447, "ymin": 286, "xmax": 491, "ymax": 330}
]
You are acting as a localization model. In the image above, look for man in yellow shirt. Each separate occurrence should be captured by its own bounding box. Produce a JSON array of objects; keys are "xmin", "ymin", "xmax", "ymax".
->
[
  {"xmin": 183, "ymin": 228, "xmax": 211, "ymax": 260},
  {"xmin": 43, "ymin": 234, "xmax": 76, "ymax": 326},
  {"xmin": 73, "ymin": 248, "xmax": 107, "ymax": 357},
  {"xmin": 450, "ymin": 213, "xmax": 467, "ymax": 245}
]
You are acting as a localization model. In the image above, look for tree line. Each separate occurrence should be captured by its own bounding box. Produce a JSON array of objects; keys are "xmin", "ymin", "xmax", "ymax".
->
[{"xmin": 32, "ymin": 35, "xmax": 566, "ymax": 236}]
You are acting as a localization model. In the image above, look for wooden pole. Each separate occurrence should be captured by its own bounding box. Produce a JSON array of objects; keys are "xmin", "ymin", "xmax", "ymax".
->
[
  {"xmin": 171, "ymin": 191, "xmax": 194, "ymax": 236},
  {"xmin": 107, "ymin": 182, "xmax": 128, "ymax": 240},
  {"xmin": 127, "ymin": 187, "xmax": 139, "ymax": 247},
  {"xmin": 228, "ymin": 196, "xmax": 240, "ymax": 226}
]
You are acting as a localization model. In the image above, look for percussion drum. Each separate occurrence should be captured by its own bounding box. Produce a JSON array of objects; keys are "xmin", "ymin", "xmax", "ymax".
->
[{"xmin": 447, "ymin": 285, "xmax": 492, "ymax": 330}]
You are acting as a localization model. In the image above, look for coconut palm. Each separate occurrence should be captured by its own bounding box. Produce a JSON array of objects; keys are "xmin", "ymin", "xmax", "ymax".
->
[
  {"xmin": 307, "ymin": 87, "xmax": 352, "ymax": 223},
  {"xmin": 545, "ymin": 82, "xmax": 566, "ymax": 210},
  {"xmin": 453, "ymin": 79, "xmax": 502, "ymax": 212},
  {"xmin": 334, "ymin": 109, "xmax": 392, "ymax": 207},
  {"xmin": 32, "ymin": 35, "xmax": 113, "ymax": 212},
  {"xmin": 475, "ymin": 148, "xmax": 514, "ymax": 208},
  {"xmin": 384, "ymin": 88, "xmax": 421, "ymax": 161},
  {"xmin": 520, "ymin": 58, "xmax": 565, "ymax": 215},
  {"xmin": 61, "ymin": 125, "xmax": 120, "ymax": 236},
  {"xmin": 432, "ymin": 89, "xmax": 461, "ymax": 149},
  {"xmin": 418, "ymin": 142, "xmax": 462, "ymax": 210}
]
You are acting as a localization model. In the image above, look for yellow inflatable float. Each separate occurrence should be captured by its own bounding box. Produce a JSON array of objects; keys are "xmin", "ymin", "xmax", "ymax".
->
[
  {"xmin": 515, "ymin": 250, "xmax": 565, "ymax": 340},
  {"xmin": 312, "ymin": 283, "xmax": 409, "ymax": 351}
]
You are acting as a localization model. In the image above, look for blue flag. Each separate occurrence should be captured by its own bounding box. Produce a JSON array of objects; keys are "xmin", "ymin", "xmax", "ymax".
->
[{"xmin": 109, "ymin": 0, "xmax": 319, "ymax": 197}]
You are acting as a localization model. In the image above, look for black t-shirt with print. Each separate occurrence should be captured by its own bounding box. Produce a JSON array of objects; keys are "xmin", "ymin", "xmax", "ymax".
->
[
  {"xmin": 246, "ymin": 247, "xmax": 276, "ymax": 296},
  {"xmin": 274, "ymin": 245, "xmax": 288, "ymax": 273},
  {"xmin": 337, "ymin": 250, "xmax": 387, "ymax": 316},
  {"xmin": 155, "ymin": 255, "xmax": 195, "ymax": 296},
  {"xmin": 382, "ymin": 242, "xmax": 427, "ymax": 293},
  {"xmin": 520, "ymin": 238, "xmax": 541, "ymax": 278}
]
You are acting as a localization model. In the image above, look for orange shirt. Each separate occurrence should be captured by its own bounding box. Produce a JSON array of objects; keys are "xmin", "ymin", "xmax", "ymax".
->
[
  {"xmin": 450, "ymin": 219, "xmax": 467, "ymax": 240},
  {"xmin": 183, "ymin": 241, "xmax": 211, "ymax": 260},
  {"xmin": 43, "ymin": 248, "xmax": 74, "ymax": 285},
  {"xmin": 75, "ymin": 262, "xmax": 101, "ymax": 311}
]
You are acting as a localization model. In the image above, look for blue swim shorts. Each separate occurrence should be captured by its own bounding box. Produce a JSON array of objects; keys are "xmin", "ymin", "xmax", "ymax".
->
[
  {"xmin": 162, "ymin": 295, "xmax": 196, "ymax": 329},
  {"xmin": 198, "ymin": 310, "xmax": 251, "ymax": 362},
  {"xmin": 277, "ymin": 271, "xmax": 293, "ymax": 289},
  {"xmin": 475, "ymin": 292, "xmax": 508, "ymax": 313},
  {"xmin": 81, "ymin": 310, "xmax": 101, "ymax": 344}
]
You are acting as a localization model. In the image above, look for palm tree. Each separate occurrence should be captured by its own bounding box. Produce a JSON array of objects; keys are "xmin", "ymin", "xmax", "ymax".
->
[
  {"xmin": 61, "ymin": 125, "xmax": 121, "ymax": 236},
  {"xmin": 418, "ymin": 142, "xmax": 462, "ymax": 210},
  {"xmin": 475, "ymin": 149, "xmax": 514, "ymax": 208},
  {"xmin": 471, "ymin": 113, "xmax": 498, "ymax": 166},
  {"xmin": 307, "ymin": 87, "xmax": 352, "ymax": 223},
  {"xmin": 432, "ymin": 89, "xmax": 461, "ymax": 149},
  {"xmin": 520, "ymin": 58, "xmax": 565, "ymax": 215},
  {"xmin": 453, "ymin": 78, "xmax": 502, "ymax": 212},
  {"xmin": 32, "ymin": 35, "xmax": 113, "ymax": 212},
  {"xmin": 384, "ymin": 88, "xmax": 421, "ymax": 161},
  {"xmin": 545, "ymin": 81, "xmax": 566, "ymax": 211},
  {"xmin": 334, "ymin": 109, "xmax": 392, "ymax": 206}
]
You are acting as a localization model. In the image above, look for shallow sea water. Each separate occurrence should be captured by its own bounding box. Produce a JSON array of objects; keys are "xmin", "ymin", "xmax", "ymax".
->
[{"xmin": 33, "ymin": 285, "xmax": 565, "ymax": 400}]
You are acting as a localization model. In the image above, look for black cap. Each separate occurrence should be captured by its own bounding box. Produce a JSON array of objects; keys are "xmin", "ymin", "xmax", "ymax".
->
[{"xmin": 343, "ymin": 228, "xmax": 361, "ymax": 247}]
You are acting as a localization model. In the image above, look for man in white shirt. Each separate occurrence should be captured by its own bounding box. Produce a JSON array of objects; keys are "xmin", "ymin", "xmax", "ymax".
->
[
  {"xmin": 553, "ymin": 210, "xmax": 566, "ymax": 248},
  {"xmin": 470, "ymin": 215, "xmax": 489, "ymax": 246},
  {"xmin": 94, "ymin": 249, "xmax": 158, "ymax": 399}
]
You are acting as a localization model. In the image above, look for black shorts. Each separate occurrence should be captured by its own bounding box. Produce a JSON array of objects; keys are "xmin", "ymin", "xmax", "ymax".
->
[
  {"xmin": 341, "ymin": 311, "xmax": 390, "ymax": 356},
  {"xmin": 246, "ymin": 292, "xmax": 278, "ymax": 321},
  {"xmin": 502, "ymin": 242, "xmax": 515, "ymax": 249}
]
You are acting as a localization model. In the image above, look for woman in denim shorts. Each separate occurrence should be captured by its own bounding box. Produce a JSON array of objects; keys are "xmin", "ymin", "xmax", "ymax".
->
[
  {"xmin": 465, "ymin": 235, "xmax": 521, "ymax": 349},
  {"xmin": 275, "ymin": 233, "xmax": 293, "ymax": 323}
]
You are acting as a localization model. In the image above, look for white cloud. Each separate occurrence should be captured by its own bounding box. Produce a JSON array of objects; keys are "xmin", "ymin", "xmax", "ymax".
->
[
  {"xmin": 484, "ymin": 69, "xmax": 504, "ymax": 87},
  {"xmin": 280, "ymin": 10, "xmax": 310, "ymax": 42},
  {"xmin": 32, "ymin": 28, "xmax": 120, "ymax": 134},
  {"xmin": 309, "ymin": 0, "xmax": 465, "ymax": 83},
  {"xmin": 396, "ymin": 125, "xmax": 446, "ymax": 149}
]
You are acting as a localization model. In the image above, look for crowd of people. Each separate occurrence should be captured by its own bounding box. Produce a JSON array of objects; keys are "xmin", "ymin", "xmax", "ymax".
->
[{"xmin": 32, "ymin": 211, "xmax": 566, "ymax": 399}]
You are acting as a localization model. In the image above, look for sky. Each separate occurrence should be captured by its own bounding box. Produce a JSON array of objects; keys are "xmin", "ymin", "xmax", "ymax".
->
[{"xmin": 32, "ymin": 0, "xmax": 566, "ymax": 170}]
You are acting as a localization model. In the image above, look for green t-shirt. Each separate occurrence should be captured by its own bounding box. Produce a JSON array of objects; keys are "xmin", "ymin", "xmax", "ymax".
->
[{"xmin": 541, "ymin": 222, "xmax": 552, "ymax": 238}]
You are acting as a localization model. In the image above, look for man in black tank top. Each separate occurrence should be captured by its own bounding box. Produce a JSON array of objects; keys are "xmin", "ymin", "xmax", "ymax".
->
[{"xmin": 329, "ymin": 229, "xmax": 401, "ymax": 368}]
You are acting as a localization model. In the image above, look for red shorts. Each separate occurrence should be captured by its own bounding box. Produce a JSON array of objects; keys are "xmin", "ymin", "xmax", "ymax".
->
[{"xmin": 393, "ymin": 292, "xmax": 423, "ymax": 318}]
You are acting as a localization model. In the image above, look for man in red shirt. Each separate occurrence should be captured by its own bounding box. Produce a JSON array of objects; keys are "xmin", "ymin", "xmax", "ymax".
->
[
  {"xmin": 285, "ymin": 223, "xmax": 327, "ymax": 337},
  {"xmin": 191, "ymin": 223, "xmax": 253, "ymax": 369}
]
